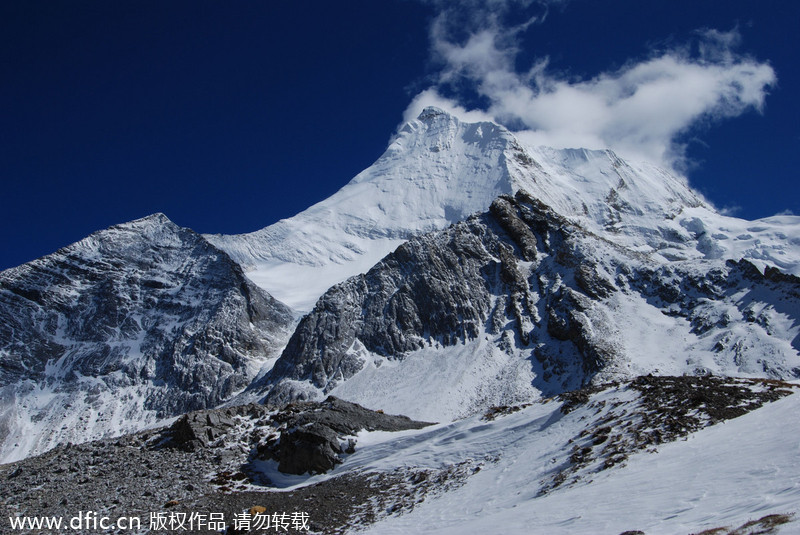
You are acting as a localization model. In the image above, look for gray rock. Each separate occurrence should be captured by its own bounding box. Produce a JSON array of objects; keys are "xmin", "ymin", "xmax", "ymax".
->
[
  {"xmin": 0, "ymin": 214, "xmax": 294, "ymax": 461},
  {"xmin": 260, "ymin": 396, "xmax": 432, "ymax": 475},
  {"xmin": 257, "ymin": 191, "xmax": 800, "ymax": 405}
]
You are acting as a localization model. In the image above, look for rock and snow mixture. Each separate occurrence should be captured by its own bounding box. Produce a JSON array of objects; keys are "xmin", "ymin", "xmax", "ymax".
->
[
  {"xmin": 2, "ymin": 377, "xmax": 797, "ymax": 534},
  {"xmin": 2, "ymin": 108, "xmax": 800, "ymax": 534}
]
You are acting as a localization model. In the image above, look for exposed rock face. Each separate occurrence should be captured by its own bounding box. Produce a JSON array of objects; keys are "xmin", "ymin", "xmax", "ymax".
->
[
  {"xmin": 165, "ymin": 405, "xmax": 270, "ymax": 452},
  {"xmin": 259, "ymin": 396, "xmax": 432, "ymax": 475},
  {"xmin": 0, "ymin": 214, "xmax": 294, "ymax": 463},
  {"xmin": 158, "ymin": 396, "xmax": 431, "ymax": 477},
  {"xmin": 256, "ymin": 192, "xmax": 800, "ymax": 411},
  {"xmin": 264, "ymin": 211, "xmax": 505, "ymax": 396}
]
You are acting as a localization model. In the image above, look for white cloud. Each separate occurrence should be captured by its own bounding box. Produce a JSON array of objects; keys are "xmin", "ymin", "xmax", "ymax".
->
[{"xmin": 407, "ymin": 5, "xmax": 777, "ymax": 169}]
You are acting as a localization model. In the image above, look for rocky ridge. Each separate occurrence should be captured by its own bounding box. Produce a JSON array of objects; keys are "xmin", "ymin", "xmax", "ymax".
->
[
  {"xmin": 254, "ymin": 191, "xmax": 800, "ymax": 418},
  {"xmin": 0, "ymin": 214, "xmax": 294, "ymax": 463}
]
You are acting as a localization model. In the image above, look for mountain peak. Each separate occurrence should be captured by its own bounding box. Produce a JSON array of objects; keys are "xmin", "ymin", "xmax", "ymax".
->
[
  {"xmin": 0, "ymin": 207, "xmax": 294, "ymax": 463},
  {"xmin": 119, "ymin": 212, "xmax": 173, "ymax": 228},
  {"xmin": 417, "ymin": 106, "xmax": 451, "ymax": 121},
  {"xmin": 100, "ymin": 213, "xmax": 184, "ymax": 242},
  {"xmin": 139, "ymin": 212, "xmax": 171, "ymax": 223},
  {"xmin": 206, "ymin": 107, "xmax": 519, "ymax": 310},
  {"xmin": 206, "ymin": 107, "xmax": 800, "ymax": 313}
]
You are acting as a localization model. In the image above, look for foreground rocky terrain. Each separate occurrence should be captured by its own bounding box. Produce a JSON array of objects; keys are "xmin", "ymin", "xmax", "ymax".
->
[
  {"xmin": 1, "ymin": 397, "xmax": 436, "ymax": 534},
  {"xmin": 2, "ymin": 376, "xmax": 796, "ymax": 534}
]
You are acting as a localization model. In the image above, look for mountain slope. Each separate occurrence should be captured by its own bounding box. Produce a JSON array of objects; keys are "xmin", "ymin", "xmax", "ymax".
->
[
  {"xmin": 351, "ymin": 377, "xmax": 800, "ymax": 535},
  {"xmin": 248, "ymin": 192, "xmax": 800, "ymax": 422},
  {"xmin": 205, "ymin": 108, "xmax": 518, "ymax": 311},
  {"xmin": 207, "ymin": 108, "xmax": 800, "ymax": 312},
  {"xmin": 1, "ymin": 107, "xmax": 800, "ymax": 533},
  {"xmin": 0, "ymin": 214, "xmax": 293, "ymax": 463}
]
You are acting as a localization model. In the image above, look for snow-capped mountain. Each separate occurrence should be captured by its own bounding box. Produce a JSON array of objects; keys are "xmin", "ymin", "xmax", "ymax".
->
[
  {"xmin": 207, "ymin": 107, "xmax": 800, "ymax": 312},
  {"xmin": 3, "ymin": 107, "xmax": 798, "ymax": 462},
  {"xmin": 251, "ymin": 191, "xmax": 800, "ymax": 422},
  {"xmin": 0, "ymin": 214, "xmax": 293, "ymax": 463},
  {"xmin": 3, "ymin": 106, "xmax": 800, "ymax": 534},
  {"xmin": 204, "ymin": 107, "xmax": 518, "ymax": 312}
]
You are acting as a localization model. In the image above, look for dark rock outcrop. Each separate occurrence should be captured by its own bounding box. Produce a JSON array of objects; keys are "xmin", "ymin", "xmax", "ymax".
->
[
  {"xmin": 164, "ymin": 404, "xmax": 271, "ymax": 452},
  {"xmin": 157, "ymin": 397, "xmax": 432, "ymax": 477},
  {"xmin": 258, "ymin": 396, "xmax": 433, "ymax": 475}
]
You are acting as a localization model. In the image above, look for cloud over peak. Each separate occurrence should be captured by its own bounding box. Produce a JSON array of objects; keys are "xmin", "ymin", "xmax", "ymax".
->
[{"xmin": 406, "ymin": 3, "xmax": 777, "ymax": 170}]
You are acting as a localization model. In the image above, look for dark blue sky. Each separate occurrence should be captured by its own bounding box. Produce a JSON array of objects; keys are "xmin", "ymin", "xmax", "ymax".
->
[{"xmin": 1, "ymin": 1, "xmax": 798, "ymax": 271}]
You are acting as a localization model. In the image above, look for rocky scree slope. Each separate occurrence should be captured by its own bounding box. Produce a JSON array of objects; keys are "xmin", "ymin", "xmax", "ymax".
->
[
  {"xmin": 0, "ymin": 214, "xmax": 294, "ymax": 463},
  {"xmin": 1, "ymin": 397, "xmax": 436, "ymax": 535},
  {"xmin": 1, "ymin": 376, "xmax": 794, "ymax": 535},
  {"xmin": 254, "ymin": 191, "xmax": 800, "ymax": 420}
]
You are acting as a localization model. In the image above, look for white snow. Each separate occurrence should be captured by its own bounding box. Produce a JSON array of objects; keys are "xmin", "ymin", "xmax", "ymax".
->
[
  {"xmin": 0, "ymin": 380, "xmax": 166, "ymax": 464},
  {"xmin": 329, "ymin": 334, "xmax": 541, "ymax": 423},
  {"xmin": 243, "ymin": 242, "xmax": 404, "ymax": 313},
  {"xmin": 342, "ymin": 386, "xmax": 800, "ymax": 535},
  {"xmin": 207, "ymin": 107, "xmax": 800, "ymax": 315}
]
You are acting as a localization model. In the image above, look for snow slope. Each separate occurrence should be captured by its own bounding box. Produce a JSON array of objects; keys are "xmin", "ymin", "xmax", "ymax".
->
[
  {"xmin": 337, "ymin": 381, "xmax": 800, "ymax": 535},
  {"xmin": 207, "ymin": 107, "xmax": 800, "ymax": 313}
]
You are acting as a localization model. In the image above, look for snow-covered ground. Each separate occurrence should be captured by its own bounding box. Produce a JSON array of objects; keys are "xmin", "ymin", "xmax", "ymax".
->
[
  {"xmin": 331, "ymin": 383, "xmax": 800, "ymax": 535},
  {"xmin": 328, "ymin": 335, "xmax": 542, "ymax": 423}
]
